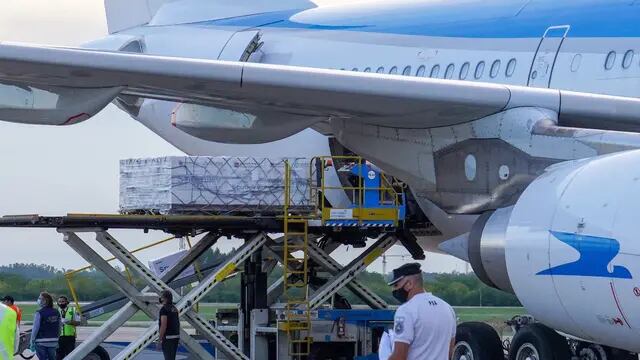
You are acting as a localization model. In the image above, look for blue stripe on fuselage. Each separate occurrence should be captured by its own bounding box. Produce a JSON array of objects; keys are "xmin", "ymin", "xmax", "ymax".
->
[{"xmin": 184, "ymin": 0, "xmax": 640, "ymax": 38}]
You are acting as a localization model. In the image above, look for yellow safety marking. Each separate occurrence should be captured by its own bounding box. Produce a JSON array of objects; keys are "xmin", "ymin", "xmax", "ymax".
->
[
  {"xmin": 364, "ymin": 248, "xmax": 384, "ymax": 266},
  {"xmin": 215, "ymin": 262, "xmax": 237, "ymax": 282}
]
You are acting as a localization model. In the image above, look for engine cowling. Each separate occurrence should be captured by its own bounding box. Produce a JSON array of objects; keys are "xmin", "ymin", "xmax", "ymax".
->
[
  {"xmin": 441, "ymin": 150, "xmax": 640, "ymax": 352},
  {"xmin": 0, "ymin": 83, "xmax": 121, "ymax": 125}
]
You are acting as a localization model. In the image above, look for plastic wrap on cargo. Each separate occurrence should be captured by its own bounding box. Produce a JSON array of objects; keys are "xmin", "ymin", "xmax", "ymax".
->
[{"xmin": 119, "ymin": 156, "xmax": 312, "ymax": 214}]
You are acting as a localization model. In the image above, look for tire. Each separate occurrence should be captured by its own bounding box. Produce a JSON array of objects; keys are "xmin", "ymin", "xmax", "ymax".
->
[
  {"xmin": 605, "ymin": 347, "xmax": 637, "ymax": 360},
  {"xmin": 508, "ymin": 324, "xmax": 570, "ymax": 360},
  {"xmin": 576, "ymin": 343, "xmax": 637, "ymax": 360},
  {"xmin": 83, "ymin": 346, "xmax": 110, "ymax": 360},
  {"xmin": 453, "ymin": 322, "xmax": 504, "ymax": 360},
  {"xmin": 577, "ymin": 343, "xmax": 609, "ymax": 360}
]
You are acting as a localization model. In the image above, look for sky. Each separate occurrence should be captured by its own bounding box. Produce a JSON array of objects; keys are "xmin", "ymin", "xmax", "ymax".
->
[{"xmin": 0, "ymin": 0, "xmax": 467, "ymax": 275}]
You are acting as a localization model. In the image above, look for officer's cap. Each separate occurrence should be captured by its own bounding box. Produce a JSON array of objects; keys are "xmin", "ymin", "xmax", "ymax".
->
[{"xmin": 387, "ymin": 263, "xmax": 422, "ymax": 286}]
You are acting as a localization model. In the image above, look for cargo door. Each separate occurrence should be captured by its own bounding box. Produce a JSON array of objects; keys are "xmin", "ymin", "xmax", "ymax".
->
[
  {"xmin": 217, "ymin": 30, "xmax": 264, "ymax": 62},
  {"xmin": 528, "ymin": 25, "xmax": 570, "ymax": 87}
]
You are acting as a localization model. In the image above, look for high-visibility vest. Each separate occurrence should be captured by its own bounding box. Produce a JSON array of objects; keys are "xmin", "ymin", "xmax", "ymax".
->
[
  {"xmin": 0, "ymin": 304, "xmax": 17, "ymax": 360},
  {"xmin": 60, "ymin": 307, "xmax": 77, "ymax": 337},
  {"xmin": 8, "ymin": 305, "xmax": 21, "ymax": 324}
]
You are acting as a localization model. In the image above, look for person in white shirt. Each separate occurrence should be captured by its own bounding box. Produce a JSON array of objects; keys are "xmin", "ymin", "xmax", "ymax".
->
[{"xmin": 386, "ymin": 263, "xmax": 457, "ymax": 360}]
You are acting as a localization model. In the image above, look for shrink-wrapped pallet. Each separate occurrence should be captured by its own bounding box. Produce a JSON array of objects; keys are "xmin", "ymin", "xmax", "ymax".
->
[{"xmin": 120, "ymin": 156, "xmax": 312, "ymax": 215}]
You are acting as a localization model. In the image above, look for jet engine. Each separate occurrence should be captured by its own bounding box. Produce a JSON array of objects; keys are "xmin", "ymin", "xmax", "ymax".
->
[
  {"xmin": 0, "ymin": 83, "xmax": 121, "ymax": 125},
  {"xmin": 441, "ymin": 150, "xmax": 640, "ymax": 352}
]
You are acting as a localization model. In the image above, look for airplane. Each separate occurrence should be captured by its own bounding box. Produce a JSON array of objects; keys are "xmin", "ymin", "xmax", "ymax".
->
[{"xmin": 1, "ymin": 0, "xmax": 640, "ymax": 359}]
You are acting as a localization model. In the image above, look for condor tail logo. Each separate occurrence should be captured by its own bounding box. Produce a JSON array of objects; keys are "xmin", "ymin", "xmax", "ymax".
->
[{"xmin": 537, "ymin": 231, "xmax": 632, "ymax": 279}]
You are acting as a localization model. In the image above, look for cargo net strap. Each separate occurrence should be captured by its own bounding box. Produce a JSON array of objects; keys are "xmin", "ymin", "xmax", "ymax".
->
[{"xmin": 120, "ymin": 156, "xmax": 312, "ymax": 215}]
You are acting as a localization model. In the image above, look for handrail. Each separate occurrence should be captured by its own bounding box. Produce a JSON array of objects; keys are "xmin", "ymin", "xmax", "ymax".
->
[{"xmin": 309, "ymin": 156, "xmax": 402, "ymax": 226}]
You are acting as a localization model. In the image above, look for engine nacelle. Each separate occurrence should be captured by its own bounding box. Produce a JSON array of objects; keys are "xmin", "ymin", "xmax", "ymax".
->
[
  {"xmin": 441, "ymin": 150, "xmax": 640, "ymax": 352},
  {"xmin": 0, "ymin": 83, "xmax": 121, "ymax": 125},
  {"xmin": 171, "ymin": 103, "xmax": 321, "ymax": 144}
]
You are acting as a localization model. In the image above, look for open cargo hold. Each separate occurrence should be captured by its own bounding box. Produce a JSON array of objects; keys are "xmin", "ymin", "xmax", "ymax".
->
[{"xmin": 120, "ymin": 156, "xmax": 312, "ymax": 215}]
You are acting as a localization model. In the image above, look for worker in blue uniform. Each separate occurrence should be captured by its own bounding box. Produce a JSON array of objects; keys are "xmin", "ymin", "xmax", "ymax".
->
[{"xmin": 30, "ymin": 292, "xmax": 61, "ymax": 360}]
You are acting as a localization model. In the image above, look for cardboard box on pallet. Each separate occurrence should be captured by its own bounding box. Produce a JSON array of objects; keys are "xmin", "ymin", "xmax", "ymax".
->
[{"xmin": 119, "ymin": 156, "xmax": 312, "ymax": 215}]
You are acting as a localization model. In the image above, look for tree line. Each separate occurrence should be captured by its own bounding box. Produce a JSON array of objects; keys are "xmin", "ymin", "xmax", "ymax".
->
[{"xmin": 0, "ymin": 258, "xmax": 520, "ymax": 307}]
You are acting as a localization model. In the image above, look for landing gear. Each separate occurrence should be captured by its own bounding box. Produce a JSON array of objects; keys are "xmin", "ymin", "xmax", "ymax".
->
[
  {"xmin": 508, "ymin": 324, "xmax": 570, "ymax": 360},
  {"xmin": 575, "ymin": 343, "xmax": 637, "ymax": 360},
  {"xmin": 452, "ymin": 322, "xmax": 504, "ymax": 360},
  {"xmin": 83, "ymin": 346, "xmax": 110, "ymax": 360}
]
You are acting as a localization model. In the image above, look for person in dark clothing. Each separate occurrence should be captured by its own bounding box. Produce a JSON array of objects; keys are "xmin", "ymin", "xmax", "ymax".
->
[
  {"xmin": 57, "ymin": 295, "xmax": 80, "ymax": 360},
  {"xmin": 158, "ymin": 290, "xmax": 180, "ymax": 360},
  {"xmin": 30, "ymin": 292, "xmax": 60, "ymax": 360}
]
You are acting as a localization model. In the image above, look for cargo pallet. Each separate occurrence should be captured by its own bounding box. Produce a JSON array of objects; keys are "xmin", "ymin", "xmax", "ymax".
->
[{"xmin": 1, "ymin": 157, "xmax": 425, "ymax": 360}]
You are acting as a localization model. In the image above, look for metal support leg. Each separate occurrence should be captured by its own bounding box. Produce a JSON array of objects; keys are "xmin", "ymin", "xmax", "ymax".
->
[
  {"xmin": 307, "ymin": 240, "xmax": 389, "ymax": 309},
  {"xmin": 108, "ymin": 232, "xmax": 268, "ymax": 360},
  {"xmin": 264, "ymin": 236, "xmax": 339, "ymax": 306},
  {"xmin": 308, "ymin": 234, "xmax": 396, "ymax": 309},
  {"xmin": 67, "ymin": 231, "xmax": 220, "ymax": 360},
  {"xmin": 265, "ymin": 237, "xmax": 389, "ymax": 309},
  {"xmin": 61, "ymin": 231, "xmax": 214, "ymax": 360}
]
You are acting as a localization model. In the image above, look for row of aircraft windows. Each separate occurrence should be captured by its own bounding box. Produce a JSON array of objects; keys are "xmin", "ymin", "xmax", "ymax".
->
[
  {"xmin": 342, "ymin": 58, "xmax": 518, "ymax": 80},
  {"xmin": 605, "ymin": 50, "xmax": 639, "ymax": 70}
]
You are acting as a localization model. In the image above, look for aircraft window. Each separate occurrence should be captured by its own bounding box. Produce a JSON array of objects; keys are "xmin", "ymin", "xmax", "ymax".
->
[
  {"xmin": 464, "ymin": 154, "xmax": 477, "ymax": 181},
  {"xmin": 445, "ymin": 64, "xmax": 455, "ymax": 79},
  {"xmin": 506, "ymin": 58, "xmax": 517, "ymax": 77},
  {"xmin": 430, "ymin": 64, "xmax": 441, "ymax": 78},
  {"xmin": 376, "ymin": 67, "xmax": 385, "ymax": 73},
  {"xmin": 475, "ymin": 61, "xmax": 485, "ymax": 79},
  {"xmin": 416, "ymin": 65, "xmax": 426, "ymax": 77},
  {"xmin": 623, "ymin": 50, "xmax": 634, "ymax": 69},
  {"xmin": 364, "ymin": 67, "xmax": 372, "ymax": 72},
  {"xmin": 605, "ymin": 51, "xmax": 616, "ymax": 70},
  {"xmin": 570, "ymin": 54, "xmax": 582, "ymax": 72},
  {"xmin": 389, "ymin": 66, "xmax": 398, "ymax": 74},
  {"xmin": 352, "ymin": 68, "xmax": 359, "ymax": 72},
  {"xmin": 490, "ymin": 60, "xmax": 501, "ymax": 78},
  {"xmin": 459, "ymin": 62, "xmax": 470, "ymax": 80},
  {"xmin": 403, "ymin": 66, "xmax": 412, "ymax": 76}
]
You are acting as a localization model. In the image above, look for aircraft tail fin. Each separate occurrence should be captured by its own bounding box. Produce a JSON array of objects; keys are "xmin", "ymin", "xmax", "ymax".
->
[{"xmin": 104, "ymin": 0, "xmax": 168, "ymax": 34}]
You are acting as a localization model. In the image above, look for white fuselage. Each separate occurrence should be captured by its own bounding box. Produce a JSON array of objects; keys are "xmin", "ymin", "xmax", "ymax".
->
[{"xmin": 86, "ymin": 0, "xmax": 640, "ymax": 351}]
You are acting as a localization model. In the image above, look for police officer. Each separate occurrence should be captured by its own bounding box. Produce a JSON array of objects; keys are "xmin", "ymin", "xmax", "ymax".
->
[
  {"xmin": 30, "ymin": 292, "xmax": 60, "ymax": 360},
  {"xmin": 158, "ymin": 290, "xmax": 180, "ymax": 360},
  {"xmin": 57, "ymin": 296, "xmax": 79, "ymax": 359},
  {"xmin": 386, "ymin": 263, "xmax": 456, "ymax": 360}
]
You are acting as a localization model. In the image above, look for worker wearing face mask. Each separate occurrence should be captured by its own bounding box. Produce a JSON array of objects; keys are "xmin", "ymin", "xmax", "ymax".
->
[
  {"xmin": 386, "ymin": 263, "xmax": 457, "ymax": 360},
  {"xmin": 30, "ymin": 292, "xmax": 60, "ymax": 360},
  {"xmin": 57, "ymin": 296, "xmax": 80, "ymax": 360}
]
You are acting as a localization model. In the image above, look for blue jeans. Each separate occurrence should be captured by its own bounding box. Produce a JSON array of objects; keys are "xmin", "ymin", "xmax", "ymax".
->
[{"xmin": 36, "ymin": 345, "xmax": 57, "ymax": 360}]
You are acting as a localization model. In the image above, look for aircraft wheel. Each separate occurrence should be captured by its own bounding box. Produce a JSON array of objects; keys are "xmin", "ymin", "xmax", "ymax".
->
[
  {"xmin": 578, "ymin": 343, "xmax": 608, "ymax": 360},
  {"xmin": 453, "ymin": 322, "xmax": 504, "ymax": 360},
  {"xmin": 604, "ymin": 347, "xmax": 637, "ymax": 360},
  {"xmin": 508, "ymin": 324, "xmax": 570, "ymax": 360},
  {"xmin": 577, "ymin": 343, "xmax": 637, "ymax": 360},
  {"xmin": 83, "ymin": 346, "xmax": 110, "ymax": 360}
]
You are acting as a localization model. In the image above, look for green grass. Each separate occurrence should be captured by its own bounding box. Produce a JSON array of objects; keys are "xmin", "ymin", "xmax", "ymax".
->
[
  {"xmin": 454, "ymin": 306, "xmax": 524, "ymax": 323},
  {"xmin": 18, "ymin": 303, "xmax": 523, "ymax": 326}
]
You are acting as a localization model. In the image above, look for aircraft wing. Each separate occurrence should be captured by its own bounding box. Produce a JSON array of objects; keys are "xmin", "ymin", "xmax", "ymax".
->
[{"xmin": 1, "ymin": 42, "xmax": 640, "ymax": 132}]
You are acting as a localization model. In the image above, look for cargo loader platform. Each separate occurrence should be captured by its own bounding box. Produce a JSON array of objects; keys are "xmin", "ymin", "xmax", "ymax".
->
[{"xmin": 2, "ymin": 156, "xmax": 425, "ymax": 360}]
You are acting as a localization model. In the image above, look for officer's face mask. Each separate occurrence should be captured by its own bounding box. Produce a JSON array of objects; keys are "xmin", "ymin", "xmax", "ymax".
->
[
  {"xmin": 392, "ymin": 282, "xmax": 410, "ymax": 304},
  {"xmin": 58, "ymin": 301, "xmax": 68, "ymax": 309}
]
